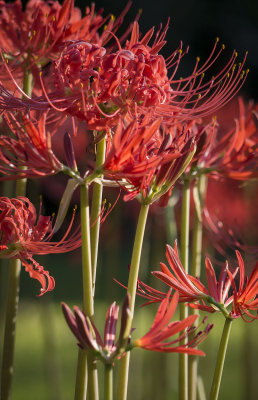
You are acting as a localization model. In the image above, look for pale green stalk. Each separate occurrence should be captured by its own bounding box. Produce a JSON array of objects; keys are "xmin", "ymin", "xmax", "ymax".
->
[
  {"xmin": 209, "ymin": 319, "xmax": 233, "ymax": 400},
  {"xmin": 189, "ymin": 174, "xmax": 207, "ymax": 400},
  {"xmin": 104, "ymin": 364, "xmax": 113, "ymax": 400},
  {"xmin": 74, "ymin": 184, "xmax": 98, "ymax": 400},
  {"xmin": 179, "ymin": 178, "xmax": 190, "ymax": 400},
  {"xmin": 90, "ymin": 135, "xmax": 106, "ymax": 294},
  {"xmin": 116, "ymin": 203, "xmax": 149, "ymax": 400}
]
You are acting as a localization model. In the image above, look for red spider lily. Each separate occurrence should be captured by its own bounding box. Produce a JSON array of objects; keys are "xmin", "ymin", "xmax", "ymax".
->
[
  {"xmin": 145, "ymin": 243, "xmax": 258, "ymax": 320},
  {"xmin": 101, "ymin": 116, "xmax": 197, "ymax": 203},
  {"xmin": 0, "ymin": 196, "xmax": 81, "ymax": 295},
  {"xmin": 0, "ymin": 0, "xmax": 132, "ymax": 78},
  {"xmin": 62, "ymin": 294, "xmax": 132, "ymax": 363},
  {"xmin": 0, "ymin": 22, "xmax": 248, "ymax": 130},
  {"xmin": 134, "ymin": 291, "xmax": 212, "ymax": 355},
  {"xmin": 227, "ymin": 251, "xmax": 258, "ymax": 322},
  {"xmin": 0, "ymin": 112, "xmax": 64, "ymax": 180},
  {"xmin": 194, "ymin": 98, "xmax": 258, "ymax": 180}
]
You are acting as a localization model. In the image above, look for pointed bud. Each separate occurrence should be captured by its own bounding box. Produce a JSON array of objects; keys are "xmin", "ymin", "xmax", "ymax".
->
[
  {"xmin": 54, "ymin": 178, "xmax": 79, "ymax": 232},
  {"xmin": 64, "ymin": 132, "xmax": 77, "ymax": 171}
]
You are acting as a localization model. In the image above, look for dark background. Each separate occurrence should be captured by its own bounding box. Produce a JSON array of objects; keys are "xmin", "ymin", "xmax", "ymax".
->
[{"xmin": 78, "ymin": 0, "xmax": 258, "ymax": 100}]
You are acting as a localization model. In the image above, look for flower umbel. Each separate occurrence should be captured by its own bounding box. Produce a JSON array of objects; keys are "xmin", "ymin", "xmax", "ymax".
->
[{"xmin": 0, "ymin": 196, "xmax": 81, "ymax": 295}]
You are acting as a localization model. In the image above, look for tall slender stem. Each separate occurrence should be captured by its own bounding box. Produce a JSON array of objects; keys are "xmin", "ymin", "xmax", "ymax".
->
[
  {"xmin": 74, "ymin": 184, "xmax": 98, "ymax": 400},
  {"xmin": 209, "ymin": 319, "xmax": 232, "ymax": 400},
  {"xmin": 90, "ymin": 135, "xmax": 106, "ymax": 294},
  {"xmin": 116, "ymin": 203, "xmax": 149, "ymax": 400},
  {"xmin": 0, "ymin": 177, "xmax": 26, "ymax": 400},
  {"xmin": 189, "ymin": 174, "xmax": 207, "ymax": 400},
  {"xmin": 179, "ymin": 179, "xmax": 190, "ymax": 400},
  {"xmin": 104, "ymin": 364, "xmax": 113, "ymax": 400}
]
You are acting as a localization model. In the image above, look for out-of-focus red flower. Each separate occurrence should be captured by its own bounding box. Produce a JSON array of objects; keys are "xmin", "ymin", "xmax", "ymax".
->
[
  {"xmin": 134, "ymin": 291, "xmax": 212, "ymax": 355},
  {"xmin": 0, "ymin": 112, "xmax": 64, "ymax": 180},
  {"xmin": 62, "ymin": 294, "xmax": 131, "ymax": 363},
  {"xmin": 0, "ymin": 196, "xmax": 81, "ymax": 295},
  {"xmin": 101, "ymin": 116, "xmax": 196, "ymax": 203},
  {"xmin": 194, "ymin": 98, "xmax": 258, "ymax": 180},
  {"xmin": 0, "ymin": 0, "xmax": 132, "ymax": 80}
]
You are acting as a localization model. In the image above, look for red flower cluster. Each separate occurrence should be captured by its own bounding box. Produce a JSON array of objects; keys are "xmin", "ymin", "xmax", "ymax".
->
[
  {"xmin": 137, "ymin": 243, "xmax": 258, "ymax": 321},
  {"xmin": 0, "ymin": 196, "xmax": 81, "ymax": 295},
  {"xmin": 0, "ymin": 112, "xmax": 63, "ymax": 180}
]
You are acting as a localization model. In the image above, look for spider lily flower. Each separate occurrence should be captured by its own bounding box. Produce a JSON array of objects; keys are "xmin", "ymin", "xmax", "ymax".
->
[
  {"xmin": 0, "ymin": 0, "xmax": 132, "ymax": 80},
  {"xmin": 133, "ymin": 291, "xmax": 212, "ymax": 355},
  {"xmin": 227, "ymin": 252, "xmax": 258, "ymax": 322},
  {"xmin": 0, "ymin": 111, "xmax": 82, "ymax": 180},
  {"xmin": 0, "ymin": 22, "xmax": 247, "ymax": 129},
  {"xmin": 101, "ymin": 116, "xmax": 197, "ymax": 203},
  {"xmin": 62, "ymin": 294, "xmax": 132, "ymax": 363},
  {"xmin": 193, "ymin": 98, "xmax": 258, "ymax": 180},
  {"xmin": 0, "ymin": 196, "xmax": 81, "ymax": 295},
  {"xmin": 149, "ymin": 243, "xmax": 258, "ymax": 320}
]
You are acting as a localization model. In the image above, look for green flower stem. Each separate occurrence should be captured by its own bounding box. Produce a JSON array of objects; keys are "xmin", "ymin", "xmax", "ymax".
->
[
  {"xmin": 209, "ymin": 318, "xmax": 233, "ymax": 400},
  {"xmin": 189, "ymin": 174, "xmax": 207, "ymax": 400},
  {"xmin": 116, "ymin": 203, "xmax": 149, "ymax": 400},
  {"xmin": 179, "ymin": 178, "xmax": 190, "ymax": 400},
  {"xmin": 0, "ymin": 258, "xmax": 21, "ymax": 400},
  {"xmin": 90, "ymin": 135, "xmax": 106, "ymax": 294},
  {"xmin": 74, "ymin": 184, "xmax": 98, "ymax": 400},
  {"xmin": 1, "ymin": 176, "xmax": 27, "ymax": 400},
  {"xmin": 104, "ymin": 364, "xmax": 113, "ymax": 400}
]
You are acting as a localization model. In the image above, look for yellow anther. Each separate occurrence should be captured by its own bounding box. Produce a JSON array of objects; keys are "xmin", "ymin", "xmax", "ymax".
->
[
  {"xmin": 212, "ymin": 76, "xmax": 215, "ymax": 80},
  {"xmin": 52, "ymin": 212, "xmax": 55, "ymax": 217},
  {"xmin": 45, "ymin": 13, "xmax": 49, "ymax": 17},
  {"xmin": 73, "ymin": 205, "xmax": 78, "ymax": 211},
  {"xmin": 52, "ymin": 16, "xmax": 56, "ymax": 22},
  {"xmin": 138, "ymin": 8, "xmax": 143, "ymax": 14},
  {"xmin": 109, "ymin": 203, "xmax": 112, "ymax": 208},
  {"xmin": 110, "ymin": 14, "xmax": 115, "ymax": 21},
  {"xmin": 196, "ymin": 56, "xmax": 200, "ymax": 62},
  {"xmin": 222, "ymin": 44, "xmax": 225, "ymax": 49},
  {"xmin": 39, "ymin": 71, "xmax": 42, "ymax": 76},
  {"xmin": 235, "ymin": 51, "xmax": 238, "ymax": 57},
  {"xmin": 198, "ymin": 94, "xmax": 202, "ymax": 99},
  {"xmin": 33, "ymin": 30, "xmax": 36, "ymax": 36},
  {"xmin": 201, "ymin": 73, "xmax": 205, "ymax": 78},
  {"xmin": 103, "ymin": 24, "xmax": 107, "ymax": 30},
  {"xmin": 246, "ymin": 68, "xmax": 250, "ymax": 74},
  {"xmin": 227, "ymin": 72, "xmax": 230, "ymax": 78},
  {"xmin": 216, "ymin": 37, "xmax": 219, "ymax": 42},
  {"xmin": 80, "ymin": 82, "xmax": 84, "ymax": 88},
  {"xmin": 179, "ymin": 49, "xmax": 182, "ymax": 54}
]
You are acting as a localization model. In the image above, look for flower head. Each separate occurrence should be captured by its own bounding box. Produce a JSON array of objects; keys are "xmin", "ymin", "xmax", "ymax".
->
[
  {"xmin": 0, "ymin": 0, "xmax": 132, "ymax": 76},
  {"xmin": 0, "ymin": 23, "xmax": 248, "ymax": 130},
  {"xmin": 193, "ymin": 98, "xmax": 258, "ymax": 180},
  {"xmin": 147, "ymin": 243, "xmax": 258, "ymax": 320},
  {"xmin": 0, "ymin": 196, "xmax": 81, "ymax": 295},
  {"xmin": 0, "ymin": 112, "xmax": 63, "ymax": 180},
  {"xmin": 134, "ymin": 291, "xmax": 212, "ymax": 355},
  {"xmin": 62, "ymin": 294, "xmax": 132, "ymax": 363},
  {"xmin": 102, "ymin": 116, "xmax": 197, "ymax": 203}
]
